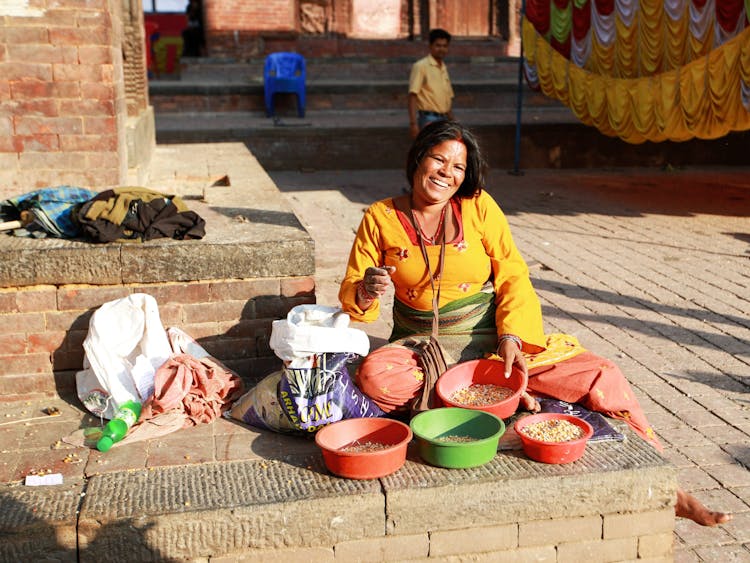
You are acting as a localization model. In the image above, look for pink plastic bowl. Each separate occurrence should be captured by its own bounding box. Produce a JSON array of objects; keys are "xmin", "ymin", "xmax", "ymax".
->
[
  {"xmin": 315, "ymin": 417, "xmax": 412, "ymax": 479},
  {"xmin": 436, "ymin": 359, "xmax": 528, "ymax": 419},
  {"xmin": 514, "ymin": 413, "xmax": 594, "ymax": 464}
]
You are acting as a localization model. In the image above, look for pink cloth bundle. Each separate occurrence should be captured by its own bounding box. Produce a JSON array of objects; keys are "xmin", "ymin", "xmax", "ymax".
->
[{"xmin": 142, "ymin": 353, "xmax": 244, "ymax": 426}]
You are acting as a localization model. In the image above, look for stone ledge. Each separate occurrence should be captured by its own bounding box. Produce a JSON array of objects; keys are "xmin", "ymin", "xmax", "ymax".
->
[
  {"xmin": 0, "ymin": 398, "xmax": 676, "ymax": 562},
  {"xmin": 148, "ymin": 79, "xmax": 530, "ymax": 95},
  {"xmin": 0, "ymin": 483, "xmax": 83, "ymax": 562},
  {"xmin": 70, "ymin": 428, "xmax": 673, "ymax": 561},
  {"xmin": 383, "ymin": 435, "xmax": 675, "ymax": 534},
  {"xmin": 0, "ymin": 143, "xmax": 315, "ymax": 288}
]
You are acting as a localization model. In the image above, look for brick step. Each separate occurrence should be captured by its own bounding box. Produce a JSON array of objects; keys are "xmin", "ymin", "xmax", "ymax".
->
[
  {"xmin": 149, "ymin": 78, "xmax": 549, "ymax": 114},
  {"xmin": 153, "ymin": 108, "xmax": 750, "ymax": 171},
  {"xmin": 177, "ymin": 56, "xmax": 521, "ymax": 83},
  {"xmin": 0, "ymin": 143, "xmax": 316, "ymax": 397},
  {"xmin": 193, "ymin": 35, "xmax": 512, "ymax": 61}
]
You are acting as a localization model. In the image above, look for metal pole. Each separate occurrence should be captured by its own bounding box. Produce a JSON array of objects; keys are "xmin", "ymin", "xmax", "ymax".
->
[{"xmin": 509, "ymin": 0, "xmax": 526, "ymax": 176}]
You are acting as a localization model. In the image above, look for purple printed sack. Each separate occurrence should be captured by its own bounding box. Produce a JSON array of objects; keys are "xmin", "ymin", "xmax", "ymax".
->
[{"xmin": 278, "ymin": 352, "xmax": 384, "ymax": 432}]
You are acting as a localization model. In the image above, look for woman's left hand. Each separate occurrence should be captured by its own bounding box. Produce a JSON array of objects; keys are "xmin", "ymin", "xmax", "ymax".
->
[
  {"xmin": 497, "ymin": 338, "xmax": 540, "ymax": 412},
  {"xmin": 497, "ymin": 337, "xmax": 527, "ymax": 379}
]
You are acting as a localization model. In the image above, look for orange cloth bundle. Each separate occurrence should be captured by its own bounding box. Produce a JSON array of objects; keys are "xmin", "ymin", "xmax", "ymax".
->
[{"xmin": 356, "ymin": 344, "xmax": 425, "ymax": 413}]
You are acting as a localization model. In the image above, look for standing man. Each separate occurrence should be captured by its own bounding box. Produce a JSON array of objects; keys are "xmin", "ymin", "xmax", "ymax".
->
[{"xmin": 408, "ymin": 29, "xmax": 455, "ymax": 138}]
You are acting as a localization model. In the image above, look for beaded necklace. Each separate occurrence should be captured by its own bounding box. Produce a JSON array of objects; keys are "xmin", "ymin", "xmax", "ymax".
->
[{"xmin": 410, "ymin": 202, "xmax": 448, "ymax": 245}]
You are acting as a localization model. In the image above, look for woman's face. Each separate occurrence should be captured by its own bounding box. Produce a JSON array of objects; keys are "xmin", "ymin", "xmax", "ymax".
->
[{"xmin": 411, "ymin": 139, "xmax": 467, "ymax": 207}]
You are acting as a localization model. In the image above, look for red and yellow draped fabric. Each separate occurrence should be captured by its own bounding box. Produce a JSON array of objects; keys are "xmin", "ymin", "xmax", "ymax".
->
[{"xmin": 523, "ymin": 0, "xmax": 750, "ymax": 142}]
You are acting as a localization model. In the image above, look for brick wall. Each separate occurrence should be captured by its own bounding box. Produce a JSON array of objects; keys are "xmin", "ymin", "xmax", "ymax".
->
[
  {"xmin": 213, "ymin": 509, "xmax": 674, "ymax": 562},
  {"xmin": 198, "ymin": 1, "xmax": 508, "ymax": 60},
  {"xmin": 0, "ymin": 0, "xmax": 130, "ymax": 199},
  {"xmin": 201, "ymin": 0, "xmax": 421, "ymax": 59},
  {"xmin": 204, "ymin": 0, "xmax": 297, "ymax": 32},
  {"xmin": 0, "ymin": 277, "xmax": 315, "ymax": 401},
  {"xmin": 203, "ymin": 0, "xmax": 297, "ymax": 59}
]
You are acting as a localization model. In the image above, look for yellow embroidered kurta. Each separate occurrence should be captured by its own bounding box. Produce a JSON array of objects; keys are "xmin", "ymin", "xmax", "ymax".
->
[{"xmin": 339, "ymin": 191, "xmax": 546, "ymax": 352}]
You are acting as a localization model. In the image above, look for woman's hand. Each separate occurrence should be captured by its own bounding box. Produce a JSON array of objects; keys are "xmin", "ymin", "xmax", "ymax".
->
[
  {"xmin": 357, "ymin": 266, "xmax": 396, "ymax": 308},
  {"xmin": 497, "ymin": 337, "xmax": 540, "ymax": 412},
  {"xmin": 497, "ymin": 336, "xmax": 527, "ymax": 379},
  {"xmin": 363, "ymin": 266, "xmax": 395, "ymax": 297}
]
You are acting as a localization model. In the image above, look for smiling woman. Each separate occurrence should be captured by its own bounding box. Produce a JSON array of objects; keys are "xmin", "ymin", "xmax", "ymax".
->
[
  {"xmin": 339, "ymin": 120, "xmax": 544, "ymax": 366},
  {"xmin": 338, "ymin": 119, "xmax": 732, "ymax": 528}
]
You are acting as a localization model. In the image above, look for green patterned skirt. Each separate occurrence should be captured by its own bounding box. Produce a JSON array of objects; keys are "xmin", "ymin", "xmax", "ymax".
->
[{"xmin": 390, "ymin": 290, "xmax": 497, "ymax": 364}]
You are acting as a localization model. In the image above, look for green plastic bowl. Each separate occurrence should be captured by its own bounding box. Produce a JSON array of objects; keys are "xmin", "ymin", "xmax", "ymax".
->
[{"xmin": 410, "ymin": 408, "xmax": 505, "ymax": 469}]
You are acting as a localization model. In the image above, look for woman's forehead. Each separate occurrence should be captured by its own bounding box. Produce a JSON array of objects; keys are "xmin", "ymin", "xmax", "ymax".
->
[{"xmin": 425, "ymin": 139, "xmax": 467, "ymax": 158}]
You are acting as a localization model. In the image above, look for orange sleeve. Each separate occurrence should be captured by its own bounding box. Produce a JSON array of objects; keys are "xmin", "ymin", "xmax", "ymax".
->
[
  {"xmin": 339, "ymin": 204, "xmax": 384, "ymax": 323},
  {"xmin": 475, "ymin": 193, "xmax": 546, "ymax": 353}
]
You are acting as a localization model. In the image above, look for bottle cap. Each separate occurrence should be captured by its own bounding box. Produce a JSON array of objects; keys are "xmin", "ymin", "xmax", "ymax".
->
[{"xmin": 97, "ymin": 436, "xmax": 114, "ymax": 452}]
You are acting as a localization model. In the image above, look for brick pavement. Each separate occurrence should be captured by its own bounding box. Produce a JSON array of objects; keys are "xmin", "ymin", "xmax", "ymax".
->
[
  {"xmin": 1, "ymin": 149, "xmax": 748, "ymax": 560},
  {"xmin": 271, "ymin": 165, "xmax": 750, "ymax": 561}
]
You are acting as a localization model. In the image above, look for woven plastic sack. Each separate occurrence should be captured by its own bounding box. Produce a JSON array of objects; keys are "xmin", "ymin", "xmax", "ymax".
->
[{"xmin": 234, "ymin": 304, "xmax": 383, "ymax": 433}]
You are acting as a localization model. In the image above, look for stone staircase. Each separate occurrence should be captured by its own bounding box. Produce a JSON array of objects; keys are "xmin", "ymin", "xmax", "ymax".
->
[
  {"xmin": 149, "ymin": 54, "xmax": 750, "ymax": 170},
  {"xmin": 150, "ymin": 54, "xmax": 544, "ymax": 114}
]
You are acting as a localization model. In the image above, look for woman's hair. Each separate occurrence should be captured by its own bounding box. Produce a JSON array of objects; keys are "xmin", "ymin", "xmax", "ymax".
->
[{"xmin": 405, "ymin": 120, "xmax": 487, "ymax": 198}]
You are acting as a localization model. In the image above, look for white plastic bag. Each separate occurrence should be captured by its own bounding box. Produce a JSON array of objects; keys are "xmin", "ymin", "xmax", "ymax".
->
[
  {"xmin": 269, "ymin": 304, "xmax": 370, "ymax": 366},
  {"xmin": 75, "ymin": 293, "xmax": 172, "ymax": 419},
  {"xmin": 258, "ymin": 304, "xmax": 382, "ymax": 433}
]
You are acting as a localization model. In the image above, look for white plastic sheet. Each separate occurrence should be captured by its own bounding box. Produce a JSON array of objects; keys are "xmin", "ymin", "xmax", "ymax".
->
[{"xmin": 75, "ymin": 293, "xmax": 172, "ymax": 419}]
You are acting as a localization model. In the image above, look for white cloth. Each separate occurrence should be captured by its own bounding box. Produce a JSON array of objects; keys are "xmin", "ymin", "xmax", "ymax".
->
[{"xmin": 75, "ymin": 293, "xmax": 172, "ymax": 419}]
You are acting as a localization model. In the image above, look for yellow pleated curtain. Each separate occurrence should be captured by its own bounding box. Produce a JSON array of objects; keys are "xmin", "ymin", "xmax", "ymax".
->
[{"xmin": 522, "ymin": 5, "xmax": 750, "ymax": 143}]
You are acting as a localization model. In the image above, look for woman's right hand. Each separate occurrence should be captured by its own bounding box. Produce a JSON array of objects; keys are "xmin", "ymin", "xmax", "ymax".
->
[{"xmin": 362, "ymin": 266, "xmax": 396, "ymax": 298}]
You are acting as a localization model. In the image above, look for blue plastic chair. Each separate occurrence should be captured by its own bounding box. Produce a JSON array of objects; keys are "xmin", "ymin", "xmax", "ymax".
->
[{"xmin": 263, "ymin": 52, "xmax": 306, "ymax": 118}]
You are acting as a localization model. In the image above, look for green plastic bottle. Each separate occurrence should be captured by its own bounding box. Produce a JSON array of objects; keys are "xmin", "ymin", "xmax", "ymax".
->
[{"xmin": 96, "ymin": 400, "xmax": 142, "ymax": 452}]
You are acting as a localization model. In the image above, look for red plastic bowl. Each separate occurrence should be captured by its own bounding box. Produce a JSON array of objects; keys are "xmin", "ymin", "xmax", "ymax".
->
[
  {"xmin": 436, "ymin": 359, "xmax": 528, "ymax": 419},
  {"xmin": 514, "ymin": 413, "xmax": 594, "ymax": 464},
  {"xmin": 315, "ymin": 417, "xmax": 412, "ymax": 479}
]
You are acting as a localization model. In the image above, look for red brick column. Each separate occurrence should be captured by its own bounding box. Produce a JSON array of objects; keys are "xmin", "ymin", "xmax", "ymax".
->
[{"xmin": 0, "ymin": 0, "xmax": 128, "ymax": 199}]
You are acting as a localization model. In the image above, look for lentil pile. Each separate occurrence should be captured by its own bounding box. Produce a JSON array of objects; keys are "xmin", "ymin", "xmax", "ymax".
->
[
  {"xmin": 450, "ymin": 383, "xmax": 514, "ymax": 406},
  {"xmin": 435, "ymin": 435, "xmax": 477, "ymax": 443},
  {"xmin": 339, "ymin": 440, "xmax": 389, "ymax": 453},
  {"xmin": 519, "ymin": 418, "xmax": 584, "ymax": 442}
]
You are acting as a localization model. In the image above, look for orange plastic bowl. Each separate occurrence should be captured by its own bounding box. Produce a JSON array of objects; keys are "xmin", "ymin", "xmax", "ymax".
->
[
  {"xmin": 436, "ymin": 359, "xmax": 528, "ymax": 419},
  {"xmin": 315, "ymin": 417, "xmax": 412, "ymax": 479},
  {"xmin": 514, "ymin": 413, "xmax": 594, "ymax": 464}
]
